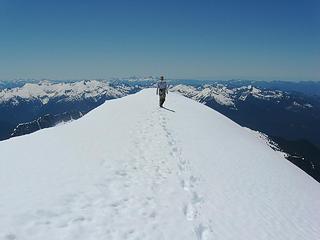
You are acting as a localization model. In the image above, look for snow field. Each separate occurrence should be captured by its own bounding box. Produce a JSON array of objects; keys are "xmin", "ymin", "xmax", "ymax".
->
[{"xmin": 0, "ymin": 89, "xmax": 319, "ymax": 240}]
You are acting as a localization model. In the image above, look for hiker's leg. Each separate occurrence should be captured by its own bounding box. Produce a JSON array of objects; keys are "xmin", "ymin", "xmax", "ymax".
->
[
  {"xmin": 160, "ymin": 95, "xmax": 165, "ymax": 107},
  {"xmin": 161, "ymin": 94, "xmax": 166, "ymax": 107},
  {"xmin": 160, "ymin": 97, "xmax": 164, "ymax": 107},
  {"xmin": 159, "ymin": 90, "xmax": 163, "ymax": 107}
]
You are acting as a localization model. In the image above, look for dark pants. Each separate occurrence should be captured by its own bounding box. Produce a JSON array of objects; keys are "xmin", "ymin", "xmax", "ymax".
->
[{"xmin": 159, "ymin": 89, "xmax": 166, "ymax": 107}]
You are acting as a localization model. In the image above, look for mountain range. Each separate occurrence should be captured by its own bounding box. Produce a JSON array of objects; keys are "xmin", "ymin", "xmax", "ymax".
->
[
  {"xmin": 1, "ymin": 79, "xmax": 320, "ymax": 182},
  {"xmin": 0, "ymin": 80, "xmax": 141, "ymax": 140}
]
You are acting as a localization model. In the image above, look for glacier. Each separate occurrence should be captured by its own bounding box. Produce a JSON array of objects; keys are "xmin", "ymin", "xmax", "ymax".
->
[{"xmin": 0, "ymin": 89, "xmax": 319, "ymax": 240}]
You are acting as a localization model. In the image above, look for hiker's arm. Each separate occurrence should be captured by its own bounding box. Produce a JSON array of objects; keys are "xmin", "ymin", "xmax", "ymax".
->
[{"xmin": 156, "ymin": 87, "xmax": 158, "ymax": 95}]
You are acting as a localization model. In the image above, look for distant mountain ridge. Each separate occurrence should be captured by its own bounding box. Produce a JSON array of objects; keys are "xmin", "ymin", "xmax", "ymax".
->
[
  {"xmin": 1, "ymin": 79, "xmax": 320, "ymax": 145},
  {"xmin": 0, "ymin": 80, "xmax": 142, "ymax": 140},
  {"xmin": 0, "ymin": 80, "xmax": 133, "ymax": 104}
]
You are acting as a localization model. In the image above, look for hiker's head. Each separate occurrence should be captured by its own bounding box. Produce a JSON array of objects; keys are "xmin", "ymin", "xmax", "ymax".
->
[{"xmin": 160, "ymin": 76, "xmax": 164, "ymax": 81}]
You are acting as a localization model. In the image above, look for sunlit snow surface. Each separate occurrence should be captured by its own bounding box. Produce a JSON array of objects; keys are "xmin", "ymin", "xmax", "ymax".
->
[{"xmin": 0, "ymin": 89, "xmax": 319, "ymax": 240}]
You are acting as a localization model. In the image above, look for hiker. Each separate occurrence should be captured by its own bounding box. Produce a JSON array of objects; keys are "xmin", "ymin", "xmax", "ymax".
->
[{"xmin": 156, "ymin": 76, "xmax": 168, "ymax": 107}]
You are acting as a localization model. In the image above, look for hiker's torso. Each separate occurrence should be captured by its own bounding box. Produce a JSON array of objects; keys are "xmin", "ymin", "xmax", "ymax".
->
[{"xmin": 158, "ymin": 81, "xmax": 167, "ymax": 90}]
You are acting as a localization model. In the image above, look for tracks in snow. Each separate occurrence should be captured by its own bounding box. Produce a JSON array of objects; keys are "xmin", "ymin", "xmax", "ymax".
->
[
  {"xmin": 156, "ymin": 108, "xmax": 213, "ymax": 239},
  {"xmin": 4, "ymin": 106, "xmax": 213, "ymax": 240}
]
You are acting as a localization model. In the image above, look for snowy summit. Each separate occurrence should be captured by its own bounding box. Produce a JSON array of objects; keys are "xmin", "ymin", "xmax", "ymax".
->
[{"xmin": 0, "ymin": 89, "xmax": 319, "ymax": 240}]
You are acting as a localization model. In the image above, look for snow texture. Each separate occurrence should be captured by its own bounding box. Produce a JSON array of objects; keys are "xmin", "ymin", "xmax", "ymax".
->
[{"xmin": 0, "ymin": 89, "xmax": 319, "ymax": 240}]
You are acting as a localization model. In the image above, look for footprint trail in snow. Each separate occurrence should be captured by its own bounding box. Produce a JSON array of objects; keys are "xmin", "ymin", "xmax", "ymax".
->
[{"xmin": 3, "ymin": 107, "xmax": 210, "ymax": 240}]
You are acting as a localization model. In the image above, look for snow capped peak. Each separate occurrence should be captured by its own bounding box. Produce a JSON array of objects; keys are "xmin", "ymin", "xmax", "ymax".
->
[
  {"xmin": 0, "ymin": 80, "xmax": 130, "ymax": 105},
  {"xmin": 170, "ymin": 84, "xmax": 198, "ymax": 97},
  {"xmin": 171, "ymin": 84, "xmax": 236, "ymax": 107},
  {"xmin": 112, "ymin": 76, "xmax": 158, "ymax": 82},
  {"xmin": 1, "ymin": 89, "xmax": 319, "ymax": 240},
  {"xmin": 171, "ymin": 84, "xmax": 286, "ymax": 108},
  {"xmin": 38, "ymin": 79, "xmax": 52, "ymax": 85}
]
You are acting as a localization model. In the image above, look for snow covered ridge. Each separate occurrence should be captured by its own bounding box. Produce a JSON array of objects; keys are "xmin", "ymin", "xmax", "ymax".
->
[
  {"xmin": 1, "ymin": 80, "xmax": 313, "ymax": 109},
  {"xmin": 0, "ymin": 80, "xmax": 134, "ymax": 105},
  {"xmin": 1, "ymin": 89, "xmax": 319, "ymax": 240},
  {"xmin": 170, "ymin": 84, "xmax": 289, "ymax": 108}
]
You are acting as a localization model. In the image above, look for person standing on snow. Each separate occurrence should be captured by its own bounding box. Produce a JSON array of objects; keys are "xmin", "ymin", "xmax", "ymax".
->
[{"xmin": 156, "ymin": 76, "xmax": 168, "ymax": 107}]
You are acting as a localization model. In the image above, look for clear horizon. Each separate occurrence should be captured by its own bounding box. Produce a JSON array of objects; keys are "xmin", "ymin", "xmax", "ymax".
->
[
  {"xmin": 0, "ymin": 0, "xmax": 319, "ymax": 81},
  {"xmin": 2, "ymin": 77, "xmax": 320, "ymax": 83}
]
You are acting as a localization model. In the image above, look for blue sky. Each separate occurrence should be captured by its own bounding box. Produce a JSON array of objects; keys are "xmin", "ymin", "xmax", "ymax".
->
[{"xmin": 0, "ymin": 0, "xmax": 319, "ymax": 81}]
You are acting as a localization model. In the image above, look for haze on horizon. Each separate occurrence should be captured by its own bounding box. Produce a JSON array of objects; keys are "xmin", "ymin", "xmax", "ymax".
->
[{"xmin": 0, "ymin": 0, "xmax": 319, "ymax": 81}]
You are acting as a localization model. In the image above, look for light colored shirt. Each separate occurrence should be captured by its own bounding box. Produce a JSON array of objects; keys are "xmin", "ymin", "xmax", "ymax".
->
[{"xmin": 157, "ymin": 81, "xmax": 167, "ymax": 90}]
